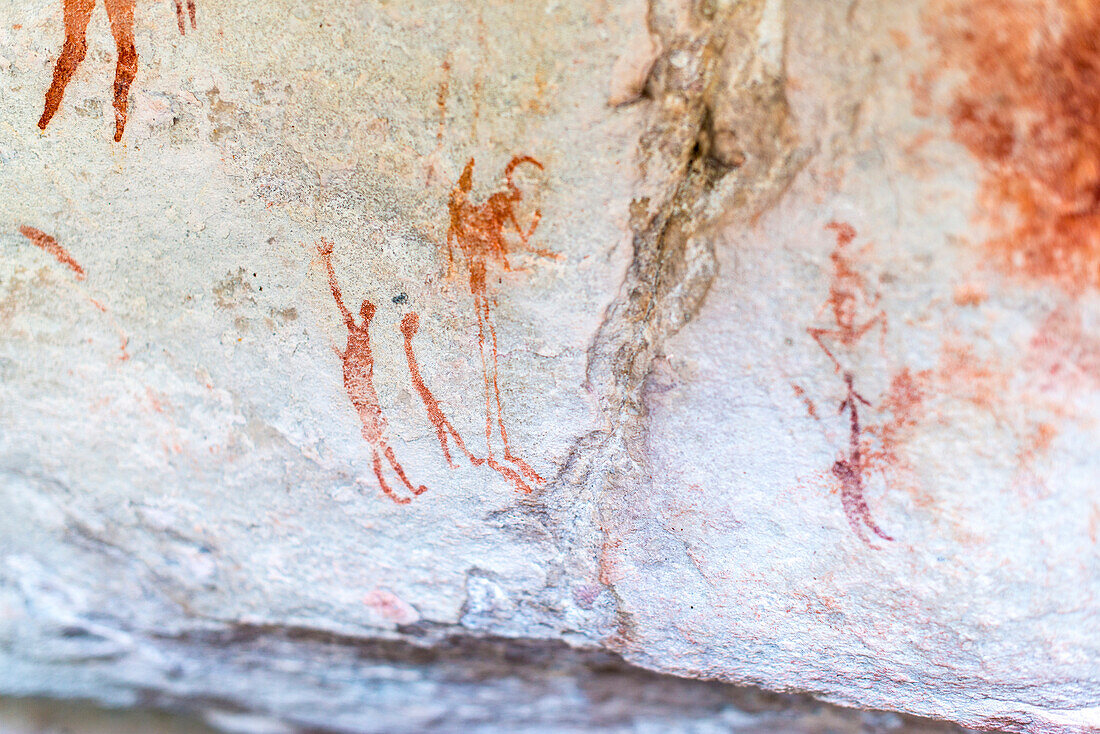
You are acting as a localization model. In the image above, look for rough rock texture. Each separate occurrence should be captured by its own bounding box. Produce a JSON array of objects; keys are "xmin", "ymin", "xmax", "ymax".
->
[{"xmin": 0, "ymin": 0, "xmax": 1096, "ymax": 732}]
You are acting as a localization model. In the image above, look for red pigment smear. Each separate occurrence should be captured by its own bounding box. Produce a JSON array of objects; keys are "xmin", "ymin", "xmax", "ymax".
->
[
  {"xmin": 318, "ymin": 240, "xmax": 427, "ymax": 505},
  {"xmin": 807, "ymin": 223, "xmax": 893, "ymax": 545},
  {"xmin": 1026, "ymin": 307, "xmax": 1100, "ymax": 392},
  {"xmin": 435, "ymin": 61, "xmax": 450, "ymax": 145},
  {"xmin": 866, "ymin": 367, "xmax": 931, "ymax": 475},
  {"xmin": 446, "ymin": 155, "xmax": 555, "ymax": 493},
  {"xmin": 791, "ymin": 383, "xmax": 819, "ymax": 420},
  {"xmin": 922, "ymin": 0, "xmax": 1100, "ymax": 292},
  {"xmin": 19, "ymin": 225, "xmax": 85, "ymax": 279},
  {"xmin": 401, "ymin": 312, "xmax": 484, "ymax": 469},
  {"xmin": 424, "ymin": 60, "xmax": 452, "ymax": 186}
]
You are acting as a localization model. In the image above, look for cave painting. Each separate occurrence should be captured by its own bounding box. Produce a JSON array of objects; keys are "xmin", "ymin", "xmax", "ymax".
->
[
  {"xmin": 444, "ymin": 155, "xmax": 557, "ymax": 494},
  {"xmin": 38, "ymin": 0, "xmax": 196, "ymax": 142},
  {"xmin": 401, "ymin": 313, "xmax": 485, "ymax": 472},
  {"xmin": 19, "ymin": 226, "xmax": 86, "ymax": 280},
  {"xmin": 18, "ymin": 225, "xmax": 129, "ymax": 359},
  {"xmin": 316, "ymin": 156, "xmax": 553, "ymax": 502},
  {"xmin": 807, "ymin": 222, "xmax": 893, "ymax": 545},
  {"xmin": 920, "ymin": 0, "xmax": 1100, "ymax": 293},
  {"xmin": 318, "ymin": 240, "xmax": 427, "ymax": 505}
]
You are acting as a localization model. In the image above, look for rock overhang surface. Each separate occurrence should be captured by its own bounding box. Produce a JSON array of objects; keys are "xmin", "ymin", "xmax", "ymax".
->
[{"xmin": 0, "ymin": 1, "xmax": 1096, "ymax": 733}]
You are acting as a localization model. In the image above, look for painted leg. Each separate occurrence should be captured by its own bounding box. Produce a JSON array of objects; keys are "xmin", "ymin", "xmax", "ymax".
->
[
  {"xmin": 105, "ymin": 0, "xmax": 137, "ymax": 142},
  {"xmin": 373, "ymin": 449, "xmax": 410, "ymax": 505},
  {"xmin": 486, "ymin": 299, "xmax": 542, "ymax": 484},
  {"xmin": 383, "ymin": 444, "xmax": 428, "ymax": 496},
  {"xmin": 38, "ymin": 0, "xmax": 95, "ymax": 131}
]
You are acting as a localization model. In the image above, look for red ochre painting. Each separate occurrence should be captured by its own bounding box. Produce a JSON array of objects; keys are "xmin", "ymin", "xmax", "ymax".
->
[
  {"xmin": 444, "ymin": 155, "xmax": 558, "ymax": 494},
  {"xmin": 806, "ymin": 222, "xmax": 893, "ymax": 546},
  {"xmin": 38, "ymin": 0, "xmax": 196, "ymax": 142},
  {"xmin": 318, "ymin": 240, "xmax": 428, "ymax": 505},
  {"xmin": 317, "ymin": 156, "xmax": 555, "ymax": 503}
]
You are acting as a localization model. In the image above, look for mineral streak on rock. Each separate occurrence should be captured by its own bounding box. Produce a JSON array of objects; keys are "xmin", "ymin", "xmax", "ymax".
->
[{"xmin": 923, "ymin": 0, "xmax": 1100, "ymax": 292}]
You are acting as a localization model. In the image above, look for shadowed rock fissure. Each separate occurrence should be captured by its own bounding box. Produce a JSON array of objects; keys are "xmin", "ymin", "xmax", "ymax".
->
[{"xmin": 541, "ymin": 0, "xmax": 802, "ymax": 653}]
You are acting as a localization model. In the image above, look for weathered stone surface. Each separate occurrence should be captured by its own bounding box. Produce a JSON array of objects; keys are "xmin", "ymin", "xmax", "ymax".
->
[{"xmin": 0, "ymin": 0, "xmax": 1096, "ymax": 732}]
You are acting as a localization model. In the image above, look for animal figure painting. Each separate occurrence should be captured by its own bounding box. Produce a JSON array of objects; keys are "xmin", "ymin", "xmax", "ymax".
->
[{"xmin": 444, "ymin": 155, "xmax": 555, "ymax": 494}]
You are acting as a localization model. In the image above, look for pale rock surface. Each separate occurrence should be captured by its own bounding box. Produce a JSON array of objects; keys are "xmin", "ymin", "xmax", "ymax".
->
[{"xmin": 0, "ymin": 0, "xmax": 1095, "ymax": 732}]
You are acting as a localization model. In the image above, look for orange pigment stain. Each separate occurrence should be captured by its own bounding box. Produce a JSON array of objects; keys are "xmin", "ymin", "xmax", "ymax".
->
[
  {"xmin": 400, "ymin": 312, "xmax": 484, "ymax": 470},
  {"xmin": 1026, "ymin": 307, "xmax": 1100, "ymax": 392},
  {"xmin": 445, "ymin": 156, "xmax": 557, "ymax": 494},
  {"xmin": 922, "ymin": 0, "xmax": 1100, "ymax": 292},
  {"xmin": 38, "ymin": 0, "xmax": 195, "ymax": 141},
  {"xmin": 318, "ymin": 240, "xmax": 427, "ymax": 505},
  {"xmin": 865, "ymin": 367, "xmax": 932, "ymax": 477},
  {"xmin": 19, "ymin": 226, "xmax": 85, "ymax": 279}
]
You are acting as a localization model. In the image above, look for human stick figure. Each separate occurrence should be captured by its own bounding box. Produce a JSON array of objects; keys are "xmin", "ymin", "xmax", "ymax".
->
[
  {"xmin": 445, "ymin": 155, "xmax": 557, "ymax": 493},
  {"xmin": 37, "ymin": 0, "xmax": 196, "ymax": 142},
  {"xmin": 806, "ymin": 222, "xmax": 892, "ymax": 544},
  {"xmin": 317, "ymin": 240, "xmax": 427, "ymax": 505}
]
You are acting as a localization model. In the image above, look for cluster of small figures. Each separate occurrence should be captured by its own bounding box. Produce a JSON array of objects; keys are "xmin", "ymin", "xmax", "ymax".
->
[
  {"xmin": 33, "ymin": 2, "xmax": 554, "ymax": 505},
  {"xmin": 319, "ymin": 156, "xmax": 554, "ymax": 503}
]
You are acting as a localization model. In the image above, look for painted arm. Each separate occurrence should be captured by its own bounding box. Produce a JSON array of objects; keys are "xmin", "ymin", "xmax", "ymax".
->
[
  {"xmin": 445, "ymin": 226, "xmax": 457, "ymax": 278},
  {"xmin": 318, "ymin": 240, "xmax": 355, "ymax": 329}
]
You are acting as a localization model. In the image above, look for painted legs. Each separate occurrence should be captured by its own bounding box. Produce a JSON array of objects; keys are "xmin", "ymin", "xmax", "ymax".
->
[{"xmin": 39, "ymin": 0, "xmax": 138, "ymax": 142}]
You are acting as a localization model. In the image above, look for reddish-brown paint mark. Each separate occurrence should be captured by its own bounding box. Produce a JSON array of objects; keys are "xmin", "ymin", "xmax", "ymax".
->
[
  {"xmin": 401, "ymin": 312, "xmax": 484, "ymax": 470},
  {"xmin": 87, "ymin": 297, "xmax": 129, "ymax": 359},
  {"xmin": 832, "ymin": 373, "xmax": 893, "ymax": 545},
  {"xmin": 18, "ymin": 227, "xmax": 129, "ymax": 360},
  {"xmin": 808, "ymin": 221, "xmax": 886, "ymax": 371},
  {"xmin": 445, "ymin": 155, "xmax": 556, "ymax": 494},
  {"xmin": 38, "ymin": 0, "xmax": 195, "ymax": 142},
  {"xmin": 922, "ymin": 0, "xmax": 1100, "ymax": 292},
  {"xmin": 791, "ymin": 383, "xmax": 819, "ymax": 420},
  {"xmin": 174, "ymin": 0, "xmax": 196, "ymax": 36},
  {"xmin": 318, "ymin": 240, "xmax": 427, "ymax": 505},
  {"xmin": 435, "ymin": 61, "xmax": 450, "ymax": 145},
  {"xmin": 424, "ymin": 59, "xmax": 452, "ymax": 186},
  {"xmin": 19, "ymin": 225, "xmax": 85, "ymax": 279},
  {"xmin": 807, "ymin": 223, "xmax": 893, "ymax": 545}
]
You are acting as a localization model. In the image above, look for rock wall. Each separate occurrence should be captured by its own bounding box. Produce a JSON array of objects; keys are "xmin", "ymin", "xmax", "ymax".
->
[{"xmin": 0, "ymin": 0, "xmax": 1096, "ymax": 732}]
